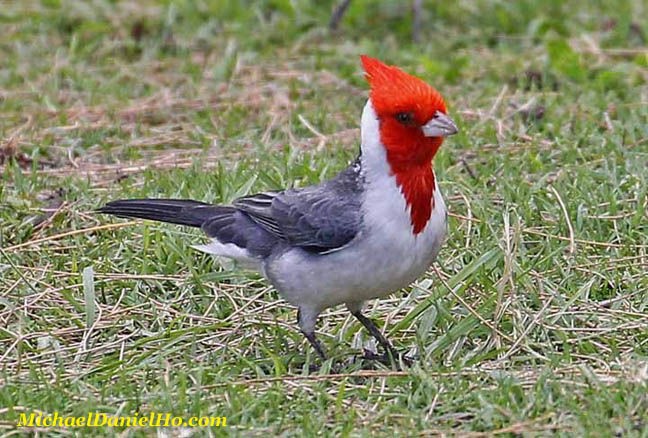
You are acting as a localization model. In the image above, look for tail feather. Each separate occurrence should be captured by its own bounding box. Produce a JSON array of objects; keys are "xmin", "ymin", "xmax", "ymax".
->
[{"xmin": 99, "ymin": 199, "xmax": 230, "ymax": 227}]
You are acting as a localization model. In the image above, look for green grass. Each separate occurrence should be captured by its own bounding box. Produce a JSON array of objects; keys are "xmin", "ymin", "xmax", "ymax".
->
[{"xmin": 1, "ymin": 0, "xmax": 647, "ymax": 436}]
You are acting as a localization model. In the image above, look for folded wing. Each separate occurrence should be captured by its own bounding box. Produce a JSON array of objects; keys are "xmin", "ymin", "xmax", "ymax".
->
[{"xmin": 232, "ymin": 162, "xmax": 363, "ymax": 254}]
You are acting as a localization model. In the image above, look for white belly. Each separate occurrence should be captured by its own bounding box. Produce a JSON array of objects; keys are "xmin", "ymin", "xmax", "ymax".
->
[{"xmin": 265, "ymin": 183, "xmax": 446, "ymax": 314}]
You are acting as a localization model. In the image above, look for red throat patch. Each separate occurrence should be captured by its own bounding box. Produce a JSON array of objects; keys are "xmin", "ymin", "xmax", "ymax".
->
[
  {"xmin": 395, "ymin": 166, "xmax": 436, "ymax": 234},
  {"xmin": 360, "ymin": 55, "xmax": 447, "ymax": 234},
  {"xmin": 379, "ymin": 122, "xmax": 442, "ymax": 234}
]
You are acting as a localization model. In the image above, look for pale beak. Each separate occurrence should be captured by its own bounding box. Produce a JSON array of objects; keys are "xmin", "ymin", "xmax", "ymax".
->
[{"xmin": 422, "ymin": 111, "xmax": 458, "ymax": 137}]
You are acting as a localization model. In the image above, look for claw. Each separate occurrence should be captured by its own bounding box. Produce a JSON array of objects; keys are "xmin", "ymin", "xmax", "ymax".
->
[{"xmin": 360, "ymin": 349, "xmax": 414, "ymax": 368}]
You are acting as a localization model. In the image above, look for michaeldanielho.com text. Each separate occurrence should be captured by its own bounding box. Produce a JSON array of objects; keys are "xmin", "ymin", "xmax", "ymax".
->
[{"xmin": 18, "ymin": 412, "xmax": 226, "ymax": 428}]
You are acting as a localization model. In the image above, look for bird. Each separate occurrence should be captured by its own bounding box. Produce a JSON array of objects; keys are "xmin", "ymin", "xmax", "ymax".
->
[{"xmin": 99, "ymin": 55, "xmax": 458, "ymax": 363}]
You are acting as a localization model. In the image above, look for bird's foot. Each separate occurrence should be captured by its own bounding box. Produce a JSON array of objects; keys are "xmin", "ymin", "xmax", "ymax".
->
[
  {"xmin": 360, "ymin": 349, "xmax": 414, "ymax": 368},
  {"xmin": 306, "ymin": 361, "xmax": 342, "ymax": 374}
]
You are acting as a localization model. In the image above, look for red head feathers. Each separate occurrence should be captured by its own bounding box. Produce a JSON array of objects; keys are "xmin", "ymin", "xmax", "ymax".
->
[
  {"xmin": 360, "ymin": 55, "xmax": 451, "ymax": 234},
  {"xmin": 361, "ymin": 55, "xmax": 447, "ymax": 123}
]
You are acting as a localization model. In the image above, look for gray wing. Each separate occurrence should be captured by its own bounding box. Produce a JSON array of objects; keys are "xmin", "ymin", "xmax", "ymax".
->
[{"xmin": 233, "ymin": 160, "xmax": 364, "ymax": 254}]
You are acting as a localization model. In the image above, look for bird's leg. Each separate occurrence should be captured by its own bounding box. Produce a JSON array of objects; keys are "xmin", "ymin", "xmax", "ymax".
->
[
  {"xmin": 301, "ymin": 331, "xmax": 327, "ymax": 361},
  {"xmin": 297, "ymin": 309, "xmax": 327, "ymax": 361},
  {"xmin": 329, "ymin": 0, "xmax": 352, "ymax": 30},
  {"xmin": 351, "ymin": 310, "xmax": 400, "ymax": 361}
]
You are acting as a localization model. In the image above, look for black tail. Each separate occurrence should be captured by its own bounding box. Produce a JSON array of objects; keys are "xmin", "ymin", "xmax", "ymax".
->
[{"xmin": 99, "ymin": 199, "xmax": 229, "ymax": 227}]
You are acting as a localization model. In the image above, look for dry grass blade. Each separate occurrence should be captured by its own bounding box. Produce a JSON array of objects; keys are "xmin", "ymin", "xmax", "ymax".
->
[{"xmin": 2, "ymin": 221, "xmax": 140, "ymax": 252}]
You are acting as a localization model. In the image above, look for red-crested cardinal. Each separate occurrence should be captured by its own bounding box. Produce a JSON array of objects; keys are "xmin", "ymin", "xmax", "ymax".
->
[{"xmin": 100, "ymin": 56, "xmax": 458, "ymax": 362}]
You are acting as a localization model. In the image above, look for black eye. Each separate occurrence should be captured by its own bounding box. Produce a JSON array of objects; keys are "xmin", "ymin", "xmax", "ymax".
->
[{"xmin": 395, "ymin": 112, "xmax": 414, "ymax": 125}]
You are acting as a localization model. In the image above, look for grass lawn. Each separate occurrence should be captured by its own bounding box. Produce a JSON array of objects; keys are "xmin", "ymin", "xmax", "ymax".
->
[{"xmin": 1, "ymin": 0, "xmax": 647, "ymax": 436}]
